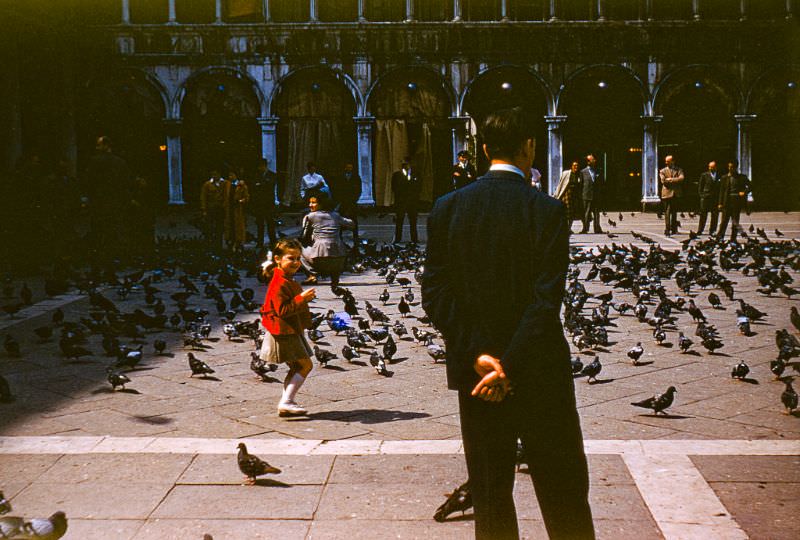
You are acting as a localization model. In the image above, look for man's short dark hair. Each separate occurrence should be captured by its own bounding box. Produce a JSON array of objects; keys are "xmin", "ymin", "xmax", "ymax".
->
[{"xmin": 480, "ymin": 107, "xmax": 537, "ymax": 161}]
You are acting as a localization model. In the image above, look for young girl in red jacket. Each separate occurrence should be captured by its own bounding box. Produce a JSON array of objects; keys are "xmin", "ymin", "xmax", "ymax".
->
[{"xmin": 261, "ymin": 238, "xmax": 317, "ymax": 416}]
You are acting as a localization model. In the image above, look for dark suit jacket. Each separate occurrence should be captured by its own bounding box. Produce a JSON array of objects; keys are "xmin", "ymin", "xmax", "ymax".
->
[
  {"xmin": 330, "ymin": 172, "xmax": 362, "ymax": 213},
  {"xmin": 391, "ymin": 169, "xmax": 421, "ymax": 206},
  {"xmin": 85, "ymin": 151, "xmax": 133, "ymax": 215},
  {"xmin": 451, "ymin": 162, "xmax": 478, "ymax": 190},
  {"xmin": 698, "ymin": 171, "xmax": 720, "ymax": 200},
  {"xmin": 249, "ymin": 169, "xmax": 277, "ymax": 214},
  {"xmin": 718, "ymin": 173, "xmax": 751, "ymax": 209},
  {"xmin": 422, "ymin": 170, "xmax": 570, "ymax": 391},
  {"xmin": 579, "ymin": 166, "xmax": 603, "ymax": 201}
]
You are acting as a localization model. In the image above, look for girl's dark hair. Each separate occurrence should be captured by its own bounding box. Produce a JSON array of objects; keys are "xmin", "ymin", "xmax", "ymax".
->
[
  {"xmin": 263, "ymin": 238, "xmax": 303, "ymax": 280},
  {"xmin": 480, "ymin": 107, "xmax": 537, "ymax": 161}
]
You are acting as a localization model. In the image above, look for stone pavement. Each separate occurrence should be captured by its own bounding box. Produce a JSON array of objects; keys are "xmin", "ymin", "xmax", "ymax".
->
[{"xmin": 1, "ymin": 211, "xmax": 799, "ymax": 539}]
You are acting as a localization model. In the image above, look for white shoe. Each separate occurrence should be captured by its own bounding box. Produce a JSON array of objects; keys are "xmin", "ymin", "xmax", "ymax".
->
[{"xmin": 278, "ymin": 402, "xmax": 308, "ymax": 417}]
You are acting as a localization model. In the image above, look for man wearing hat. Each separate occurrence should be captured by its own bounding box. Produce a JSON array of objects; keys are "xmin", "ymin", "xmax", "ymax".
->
[{"xmin": 451, "ymin": 150, "xmax": 478, "ymax": 191}]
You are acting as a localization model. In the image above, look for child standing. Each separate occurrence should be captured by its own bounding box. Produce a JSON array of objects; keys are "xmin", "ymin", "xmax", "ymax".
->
[{"xmin": 261, "ymin": 239, "xmax": 317, "ymax": 416}]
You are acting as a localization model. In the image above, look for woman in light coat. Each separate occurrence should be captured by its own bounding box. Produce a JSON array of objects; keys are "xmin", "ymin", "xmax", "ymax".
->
[{"xmin": 300, "ymin": 195, "xmax": 354, "ymax": 287}]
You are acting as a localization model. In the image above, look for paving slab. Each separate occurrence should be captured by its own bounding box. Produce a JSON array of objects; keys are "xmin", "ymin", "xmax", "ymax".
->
[
  {"xmin": 703, "ymin": 481, "xmax": 798, "ymax": 540},
  {"xmin": 178, "ymin": 454, "xmax": 333, "ymax": 485},
  {"xmin": 151, "ymin": 485, "xmax": 323, "ymax": 519},
  {"xmin": 36, "ymin": 453, "xmax": 193, "ymax": 485},
  {"xmin": 307, "ymin": 519, "xmax": 474, "ymax": 540},
  {"xmin": 132, "ymin": 519, "xmax": 310, "ymax": 540},
  {"xmin": 59, "ymin": 519, "xmax": 143, "ymax": 540}
]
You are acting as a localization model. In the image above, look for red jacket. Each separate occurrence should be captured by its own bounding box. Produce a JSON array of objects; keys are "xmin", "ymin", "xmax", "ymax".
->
[{"xmin": 260, "ymin": 268, "xmax": 312, "ymax": 335}]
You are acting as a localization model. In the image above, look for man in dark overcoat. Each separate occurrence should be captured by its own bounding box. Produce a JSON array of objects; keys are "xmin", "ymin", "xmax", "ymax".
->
[
  {"xmin": 391, "ymin": 157, "xmax": 421, "ymax": 244},
  {"xmin": 329, "ymin": 162, "xmax": 362, "ymax": 246},
  {"xmin": 250, "ymin": 158, "xmax": 278, "ymax": 248},
  {"xmin": 422, "ymin": 107, "xmax": 594, "ymax": 540},
  {"xmin": 697, "ymin": 160, "xmax": 721, "ymax": 235},
  {"xmin": 579, "ymin": 154, "xmax": 603, "ymax": 234}
]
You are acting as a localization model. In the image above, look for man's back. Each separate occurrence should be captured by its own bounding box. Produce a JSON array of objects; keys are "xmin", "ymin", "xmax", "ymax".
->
[{"xmin": 424, "ymin": 169, "xmax": 569, "ymax": 390}]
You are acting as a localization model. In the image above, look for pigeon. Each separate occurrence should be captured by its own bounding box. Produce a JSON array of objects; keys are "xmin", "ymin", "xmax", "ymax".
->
[
  {"xmin": 412, "ymin": 327, "xmax": 435, "ymax": 343},
  {"xmin": 237, "ymin": 442, "xmax": 281, "ymax": 485},
  {"xmin": 398, "ymin": 297, "xmax": 411, "ymax": 317},
  {"xmin": 781, "ymin": 380, "xmax": 798, "ymax": 414},
  {"xmin": 570, "ymin": 356, "xmax": 584, "ymax": 374},
  {"xmin": 687, "ymin": 300, "xmax": 706, "ymax": 323},
  {"xmin": 342, "ymin": 345, "xmax": 360, "ymax": 362},
  {"xmin": 382, "ymin": 335, "xmax": 397, "ymax": 360},
  {"xmin": 791, "ymin": 307, "xmax": 800, "ymax": 333},
  {"xmin": 314, "ymin": 345, "xmax": 337, "ymax": 367},
  {"xmin": 154, "ymin": 339, "xmax": 167, "ymax": 355},
  {"xmin": 307, "ymin": 328, "xmax": 324, "ymax": 343},
  {"xmin": 223, "ymin": 323, "xmax": 239, "ymax": 340},
  {"xmin": 737, "ymin": 315, "xmax": 751, "ymax": 336},
  {"xmin": 396, "ymin": 277, "xmax": 411, "ymax": 287},
  {"xmin": 392, "ymin": 320, "xmax": 408, "ymax": 338},
  {"xmin": 107, "ymin": 369, "xmax": 131, "ymax": 391},
  {"xmin": 433, "ymin": 481, "xmax": 472, "ymax": 522},
  {"xmin": 580, "ymin": 356, "xmax": 602, "ymax": 383},
  {"xmin": 0, "ymin": 490, "xmax": 10, "ymax": 515},
  {"xmin": 188, "ymin": 353, "xmax": 214, "ymax": 377},
  {"xmin": 427, "ymin": 342, "xmax": 446, "ymax": 363},
  {"xmin": 370, "ymin": 351, "xmax": 389, "ymax": 376},
  {"xmin": 654, "ymin": 327, "xmax": 667, "ymax": 346},
  {"xmin": 379, "ymin": 289, "xmax": 390, "ymax": 304},
  {"xmin": 738, "ymin": 300, "xmax": 766, "ymax": 321},
  {"xmin": 1, "ymin": 511, "xmax": 68, "ymax": 540},
  {"xmin": 4, "ymin": 335, "xmax": 20, "ymax": 357},
  {"xmin": 702, "ymin": 337, "xmax": 724, "ymax": 354},
  {"xmin": 627, "ymin": 343, "xmax": 644, "ymax": 365},
  {"xmin": 404, "ymin": 288, "xmax": 415, "ymax": 303},
  {"xmin": 770, "ymin": 359, "xmax": 786, "ymax": 379},
  {"xmin": 33, "ymin": 326, "xmax": 53, "ymax": 342},
  {"xmin": 678, "ymin": 332, "xmax": 693, "ymax": 353},
  {"xmin": 52, "ymin": 308, "xmax": 64, "ymax": 325},
  {"xmin": 731, "ymin": 360, "xmax": 750, "ymax": 380},
  {"xmin": 708, "ymin": 292, "xmax": 722, "ymax": 309},
  {"xmin": 0, "ymin": 374, "xmax": 13, "ymax": 403},
  {"xmin": 631, "ymin": 386, "xmax": 677, "ymax": 415},
  {"xmin": 249, "ymin": 352, "xmax": 277, "ymax": 381}
]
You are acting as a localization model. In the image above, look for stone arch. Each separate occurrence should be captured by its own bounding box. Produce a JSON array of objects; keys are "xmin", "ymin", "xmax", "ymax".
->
[
  {"xmin": 367, "ymin": 66, "xmax": 455, "ymax": 204},
  {"xmin": 268, "ymin": 65, "xmax": 364, "ymax": 117},
  {"xmin": 173, "ymin": 65, "xmax": 266, "ymax": 120},
  {"xmin": 558, "ymin": 64, "xmax": 650, "ymax": 208},
  {"xmin": 653, "ymin": 65, "xmax": 741, "ymax": 115},
  {"xmin": 745, "ymin": 66, "xmax": 800, "ymax": 209},
  {"xmin": 271, "ymin": 66, "xmax": 360, "ymax": 205},
  {"xmin": 460, "ymin": 65, "xmax": 551, "ymax": 180}
]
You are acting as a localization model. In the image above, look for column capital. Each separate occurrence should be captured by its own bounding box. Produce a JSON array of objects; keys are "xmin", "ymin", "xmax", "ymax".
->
[
  {"xmin": 448, "ymin": 115, "xmax": 470, "ymax": 125},
  {"xmin": 354, "ymin": 116, "xmax": 376, "ymax": 126},
  {"xmin": 641, "ymin": 114, "xmax": 663, "ymax": 124},
  {"xmin": 734, "ymin": 114, "xmax": 757, "ymax": 123},
  {"xmin": 545, "ymin": 115, "xmax": 567, "ymax": 128},
  {"xmin": 257, "ymin": 116, "xmax": 279, "ymax": 128}
]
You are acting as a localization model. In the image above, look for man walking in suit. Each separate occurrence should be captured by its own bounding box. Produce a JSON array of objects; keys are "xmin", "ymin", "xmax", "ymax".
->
[
  {"xmin": 422, "ymin": 107, "xmax": 594, "ymax": 540},
  {"xmin": 717, "ymin": 160, "xmax": 751, "ymax": 242},
  {"xmin": 659, "ymin": 155, "xmax": 685, "ymax": 236},
  {"xmin": 330, "ymin": 162, "xmax": 362, "ymax": 247},
  {"xmin": 451, "ymin": 150, "xmax": 477, "ymax": 191},
  {"xmin": 250, "ymin": 158, "xmax": 278, "ymax": 248},
  {"xmin": 391, "ymin": 157, "xmax": 421, "ymax": 244},
  {"xmin": 697, "ymin": 161, "xmax": 720, "ymax": 235},
  {"xmin": 579, "ymin": 154, "xmax": 603, "ymax": 234}
]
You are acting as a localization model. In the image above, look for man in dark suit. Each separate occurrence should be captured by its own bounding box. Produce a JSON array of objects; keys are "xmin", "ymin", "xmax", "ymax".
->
[
  {"xmin": 330, "ymin": 162, "xmax": 362, "ymax": 246},
  {"xmin": 422, "ymin": 108, "xmax": 594, "ymax": 540},
  {"xmin": 391, "ymin": 157, "xmax": 421, "ymax": 244},
  {"xmin": 697, "ymin": 160, "xmax": 720, "ymax": 235},
  {"xmin": 579, "ymin": 154, "xmax": 603, "ymax": 234},
  {"xmin": 451, "ymin": 150, "xmax": 478, "ymax": 191},
  {"xmin": 250, "ymin": 158, "xmax": 278, "ymax": 248},
  {"xmin": 717, "ymin": 160, "xmax": 751, "ymax": 242}
]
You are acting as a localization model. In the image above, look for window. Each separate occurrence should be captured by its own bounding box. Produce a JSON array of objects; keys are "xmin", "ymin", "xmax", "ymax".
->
[
  {"xmin": 130, "ymin": 0, "xmax": 169, "ymax": 23},
  {"xmin": 606, "ymin": 0, "xmax": 643, "ymax": 21},
  {"xmin": 415, "ymin": 0, "xmax": 453, "ymax": 21},
  {"xmin": 559, "ymin": 0, "xmax": 593, "ymax": 21},
  {"xmin": 701, "ymin": 0, "xmax": 739, "ymax": 20},
  {"xmin": 652, "ymin": 0, "xmax": 692, "ymax": 20},
  {"xmin": 319, "ymin": 0, "xmax": 358, "ymax": 21},
  {"xmin": 365, "ymin": 0, "xmax": 405, "ymax": 21},
  {"xmin": 462, "ymin": 0, "xmax": 501, "ymax": 21},
  {"xmin": 177, "ymin": 0, "xmax": 216, "ymax": 23},
  {"xmin": 509, "ymin": 0, "xmax": 547, "ymax": 21}
]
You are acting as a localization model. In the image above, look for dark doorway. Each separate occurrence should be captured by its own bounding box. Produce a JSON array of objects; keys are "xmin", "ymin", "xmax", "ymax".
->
[
  {"xmin": 181, "ymin": 72, "xmax": 260, "ymax": 203},
  {"xmin": 560, "ymin": 67, "xmax": 644, "ymax": 209}
]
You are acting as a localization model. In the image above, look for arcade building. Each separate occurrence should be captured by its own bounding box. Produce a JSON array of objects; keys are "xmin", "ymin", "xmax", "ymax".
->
[{"xmin": 3, "ymin": 0, "xmax": 798, "ymax": 210}]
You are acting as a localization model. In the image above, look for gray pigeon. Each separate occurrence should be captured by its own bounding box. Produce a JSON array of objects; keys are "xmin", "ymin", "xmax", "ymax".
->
[
  {"xmin": 631, "ymin": 386, "xmax": 677, "ymax": 415},
  {"xmin": 0, "ymin": 491, "xmax": 10, "ymax": 515}
]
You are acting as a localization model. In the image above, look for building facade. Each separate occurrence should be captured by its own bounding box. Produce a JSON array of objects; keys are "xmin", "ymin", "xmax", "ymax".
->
[{"xmin": 3, "ymin": 0, "xmax": 798, "ymax": 210}]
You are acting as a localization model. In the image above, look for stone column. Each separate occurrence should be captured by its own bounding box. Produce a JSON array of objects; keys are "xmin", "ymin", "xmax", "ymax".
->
[
  {"xmin": 214, "ymin": 0, "xmax": 222, "ymax": 23},
  {"xmin": 645, "ymin": 0, "xmax": 653, "ymax": 21},
  {"xmin": 355, "ymin": 117, "xmax": 376, "ymax": 205},
  {"xmin": 692, "ymin": 0, "xmax": 701, "ymax": 20},
  {"xmin": 257, "ymin": 116, "xmax": 279, "ymax": 169},
  {"xmin": 735, "ymin": 114, "xmax": 756, "ymax": 192},
  {"xmin": 358, "ymin": 0, "xmax": 367, "ymax": 22},
  {"xmin": 596, "ymin": 0, "xmax": 606, "ymax": 21},
  {"xmin": 121, "ymin": 0, "xmax": 130, "ymax": 24},
  {"xmin": 739, "ymin": 0, "xmax": 748, "ymax": 20},
  {"xmin": 548, "ymin": 0, "xmax": 558, "ymax": 21},
  {"xmin": 168, "ymin": 0, "xmax": 177, "ymax": 23},
  {"xmin": 545, "ymin": 116, "xmax": 566, "ymax": 197},
  {"xmin": 164, "ymin": 119, "xmax": 185, "ymax": 205},
  {"xmin": 500, "ymin": 0, "xmax": 509, "ymax": 20},
  {"xmin": 405, "ymin": 0, "xmax": 415, "ymax": 22},
  {"xmin": 786, "ymin": 0, "xmax": 794, "ymax": 19},
  {"xmin": 448, "ymin": 116, "xmax": 470, "ymax": 164},
  {"xmin": 453, "ymin": 0, "xmax": 462, "ymax": 21},
  {"xmin": 263, "ymin": 0, "xmax": 271, "ymax": 22},
  {"xmin": 309, "ymin": 0, "xmax": 318, "ymax": 22},
  {"xmin": 641, "ymin": 115, "xmax": 662, "ymax": 204}
]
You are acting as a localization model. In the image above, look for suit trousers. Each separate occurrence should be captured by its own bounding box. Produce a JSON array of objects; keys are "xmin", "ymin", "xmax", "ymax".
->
[
  {"xmin": 394, "ymin": 203, "xmax": 418, "ymax": 243},
  {"xmin": 458, "ymin": 372, "xmax": 594, "ymax": 540},
  {"xmin": 697, "ymin": 198, "xmax": 718, "ymax": 235},
  {"xmin": 717, "ymin": 200, "xmax": 743, "ymax": 241},
  {"xmin": 662, "ymin": 197, "xmax": 678, "ymax": 234},
  {"xmin": 253, "ymin": 211, "xmax": 277, "ymax": 248},
  {"xmin": 581, "ymin": 199, "xmax": 602, "ymax": 233}
]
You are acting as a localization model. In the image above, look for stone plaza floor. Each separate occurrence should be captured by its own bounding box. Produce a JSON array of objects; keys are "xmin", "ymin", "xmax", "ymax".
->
[{"xmin": 1, "ymin": 211, "xmax": 799, "ymax": 539}]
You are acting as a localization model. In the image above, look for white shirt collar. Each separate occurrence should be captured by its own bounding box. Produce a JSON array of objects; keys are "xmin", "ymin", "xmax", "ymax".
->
[{"xmin": 489, "ymin": 164, "xmax": 525, "ymax": 178}]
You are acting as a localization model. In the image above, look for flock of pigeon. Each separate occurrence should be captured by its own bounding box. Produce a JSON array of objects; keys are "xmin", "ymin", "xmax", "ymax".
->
[{"xmin": 1, "ymin": 221, "xmax": 799, "ymax": 531}]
